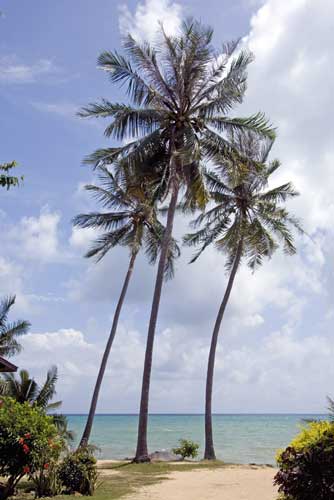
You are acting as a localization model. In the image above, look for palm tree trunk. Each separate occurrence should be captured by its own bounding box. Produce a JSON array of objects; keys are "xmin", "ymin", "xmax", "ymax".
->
[
  {"xmin": 134, "ymin": 177, "xmax": 179, "ymax": 462},
  {"xmin": 78, "ymin": 251, "xmax": 137, "ymax": 448},
  {"xmin": 204, "ymin": 239, "xmax": 243, "ymax": 460}
]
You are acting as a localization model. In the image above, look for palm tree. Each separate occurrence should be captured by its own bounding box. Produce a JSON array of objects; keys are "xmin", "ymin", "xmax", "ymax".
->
[
  {"xmin": 185, "ymin": 133, "xmax": 303, "ymax": 460},
  {"xmin": 0, "ymin": 295, "xmax": 30, "ymax": 358},
  {"xmin": 0, "ymin": 366, "xmax": 61, "ymax": 408},
  {"xmin": 0, "ymin": 365, "xmax": 74, "ymax": 442},
  {"xmin": 78, "ymin": 19, "xmax": 275, "ymax": 461},
  {"xmin": 73, "ymin": 165, "xmax": 179, "ymax": 448}
]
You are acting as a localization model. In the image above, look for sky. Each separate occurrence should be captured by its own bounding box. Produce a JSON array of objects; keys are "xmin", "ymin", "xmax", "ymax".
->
[{"xmin": 0, "ymin": 0, "xmax": 333, "ymax": 414}]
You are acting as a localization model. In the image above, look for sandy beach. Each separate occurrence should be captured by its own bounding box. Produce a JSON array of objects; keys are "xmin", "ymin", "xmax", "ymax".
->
[
  {"xmin": 125, "ymin": 466, "xmax": 277, "ymax": 500},
  {"xmin": 98, "ymin": 462, "xmax": 278, "ymax": 500}
]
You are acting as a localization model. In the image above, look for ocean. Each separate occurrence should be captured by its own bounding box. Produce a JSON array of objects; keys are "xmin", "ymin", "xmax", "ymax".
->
[{"xmin": 66, "ymin": 414, "xmax": 325, "ymax": 465}]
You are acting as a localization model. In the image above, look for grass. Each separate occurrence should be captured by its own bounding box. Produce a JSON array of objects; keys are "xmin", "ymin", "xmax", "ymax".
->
[{"xmin": 12, "ymin": 461, "xmax": 226, "ymax": 500}]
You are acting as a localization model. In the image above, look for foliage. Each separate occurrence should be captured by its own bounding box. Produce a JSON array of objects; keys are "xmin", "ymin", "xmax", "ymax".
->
[
  {"xmin": 277, "ymin": 421, "xmax": 334, "ymax": 462},
  {"xmin": 30, "ymin": 462, "xmax": 63, "ymax": 498},
  {"xmin": 73, "ymin": 165, "xmax": 180, "ymax": 279},
  {"xmin": 0, "ymin": 397, "xmax": 64, "ymax": 500},
  {"xmin": 0, "ymin": 161, "xmax": 23, "ymax": 190},
  {"xmin": 58, "ymin": 448, "xmax": 98, "ymax": 496},
  {"xmin": 172, "ymin": 439, "xmax": 199, "ymax": 460},
  {"xmin": 78, "ymin": 20, "xmax": 275, "ymax": 217},
  {"xmin": 275, "ymin": 420, "xmax": 334, "ymax": 500},
  {"xmin": 0, "ymin": 295, "xmax": 30, "ymax": 358},
  {"xmin": 184, "ymin": 133, "xmax": 302, "ymax": 270},
  {"xmin": 0, "ymin": 366, "xmax": 74, "ymax": 443},
  {"xmin": 0, "ymin": 366, "xmax": 61, "ymax": 408}
]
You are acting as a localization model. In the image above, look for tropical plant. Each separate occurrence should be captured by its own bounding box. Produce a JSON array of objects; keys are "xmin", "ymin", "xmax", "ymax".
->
[
  {"xmin": 79, "ymin": 19, "xmax": 274, "ymax": 461},
  {"xmin": 0, "ymin": 161, "xmax": 23, "ymax": 190},
  {"xmin": 184, "ymin": 133, "xmax": 302, "ymax": 459},
  {"xmin": 0, "ymin": 295, "xmax": 30, "ymax": 358},
  {"xmin": 30, "ymin": 462, "xmax": 63, "ymax": 498},
  {"xmin": 0, "ymin": 397, "xmax": 64, "ymax": 500},
  {"xmin": 172, "ymin": 438, "xmax": 199, "ymax": 460},
  {"xmin": 73, "ymin": 165, "xmax": 179, "ymax": 447},
  {"xmin": 58, "ymin": 448, "xmax": 98, "ymax": 496},
  {"xmin": 0, "ymin": 366, "xmax": 74, "ymax": 442},
  {"xmin": 275, "ymin": 421, "xmax": 334, "ymax": 500}
]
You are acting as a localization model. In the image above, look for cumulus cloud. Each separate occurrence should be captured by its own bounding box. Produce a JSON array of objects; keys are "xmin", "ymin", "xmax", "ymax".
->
[
  {"xmin": 12, "ymin": 320, "xmax": 334, "ymax": 413},
  {"xmin": 9, "ymin": 208, "xmax": 62, "ymax": 262},
  {"xmin": 119, "ymin": 0, "xmax": 182, "ymax": 41},
  {"xmin": 243, "ymin": 0, "xmax": 334, "ymax": 235}
]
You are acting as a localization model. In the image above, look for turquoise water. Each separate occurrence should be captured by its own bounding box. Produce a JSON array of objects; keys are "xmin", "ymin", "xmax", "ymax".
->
[{"xmin": 66, "ymin": 414, "xmax": 325, "ymax": 465}]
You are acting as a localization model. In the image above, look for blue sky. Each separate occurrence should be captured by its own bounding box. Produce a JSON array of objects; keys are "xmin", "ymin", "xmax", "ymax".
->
[{"xmin": 1, "ymin": 0, "xmax": 333, "ymax": 414}]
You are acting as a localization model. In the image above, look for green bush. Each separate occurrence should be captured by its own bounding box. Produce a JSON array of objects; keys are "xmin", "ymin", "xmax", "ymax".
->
[
  {"xmin": 172, "ymin": 439, "xmax": 199, "ymax": 460},
  {"xmin": 58, "ymin": 448, "xmax": 98, "ymax": 496},
  {"xmin": 275, "ymin": 420, "xmax": 334, "ymax": 500},
  {"xmin": 30, "ymin": 462, "xmax": 63, "ymax": 498},
  {"xmin": 0, "ymin": 397, "xmax": 64, "ymax": 500}
]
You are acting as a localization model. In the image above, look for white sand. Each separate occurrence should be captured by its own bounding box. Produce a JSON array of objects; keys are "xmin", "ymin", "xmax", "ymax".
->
[{"xmin": 124, "ymin": 465, "xmax": 278, "ymax": 500}]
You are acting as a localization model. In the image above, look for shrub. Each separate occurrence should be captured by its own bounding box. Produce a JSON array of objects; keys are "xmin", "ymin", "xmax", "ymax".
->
[
  {"xmin": 0, "ymin": 397, "xmax": 64, "ymax": 500},
  {"xmin": 172, "ymin": 439, "xmax": 199, "ymax": 460},
  {"xmin": 30, "ymin": 462, "xmax": 63, "ymax": 498},
  {"xmin": 275, "ymin": 420, "xmax": 334, "ymax": 500},
  {"xmin": 58, "ymin": 448, "xmax": 98, "ymax": 496}
]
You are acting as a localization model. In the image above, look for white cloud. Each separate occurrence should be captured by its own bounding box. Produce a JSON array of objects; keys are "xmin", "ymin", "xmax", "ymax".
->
[
  {"xmin": 9, "ymin": 207, "xmax": 62, "ymax": 262},
  {"xmin": 0, "ymin": 256, "xmax": 29, "ymax": 313},
  {"xmin": 69, "ymin": 226, "xmax": 97, "ymax": 251},
  {"xmin": 11, "ymin": 321, "xmax": 333, "ymax": 413},
  {"xmin": 0, "ymin": 56, "xmax": 58, "ymax": 84},
  {"xmin": 243, "ymin": 0, "xmax": 334, "ymax": 236},
  {"xmin": 119, "ymin": 0, "xmax": 182, "ymax": 41}
]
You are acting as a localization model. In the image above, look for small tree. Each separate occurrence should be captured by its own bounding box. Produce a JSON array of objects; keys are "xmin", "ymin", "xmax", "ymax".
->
[
  {"xmin": 0, "ymin": 397, "xmax": 64, "ymax": 500},
  {"xmin": 172, "ymin": 439, "xmax": 199, "ymax": 460},
  {"xmin": 58, "ymin": 448, "xmax": 98, "ymax": 496},
  {"xmin": 275, "ymin": 421, "xmax": 334, "ymax": 500}
]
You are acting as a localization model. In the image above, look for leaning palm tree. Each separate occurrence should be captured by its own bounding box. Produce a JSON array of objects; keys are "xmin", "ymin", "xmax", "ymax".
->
[
  {"xmin": 78, "ymin": 19, "xmax": 275, "ymax": 461},
  {"xmin": 185, "ymin": 133, "xmax": 303, "ymax": 460},
  {"xmin": 73, "ymin": 165, "xmax": 179, "ymax": 448},
  {"xmin": 0, "ymin": 295, "xmax": 30, "ymax": 358}
]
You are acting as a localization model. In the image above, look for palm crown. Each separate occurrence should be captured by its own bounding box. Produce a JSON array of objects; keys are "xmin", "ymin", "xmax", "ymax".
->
[
  {"xmin": 0, "ymin": 366, "xmax": 61, "ymax": 410},
  {"xmin": 73, "ymin": 165, "xmax": 180, "ymax": 278},
  {"xmin": 185, "ymin": 133, "xmax": 303, "ymax": 269},
  {"xmin": 0, "ymin": 295, "xmax": 30, "ymax": 358},
  {"xmin": 78, "ymin": 20, "xmax": 275, "ymax": 207}
]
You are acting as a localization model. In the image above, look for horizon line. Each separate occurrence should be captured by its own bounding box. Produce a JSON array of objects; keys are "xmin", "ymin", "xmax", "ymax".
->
[{"xmin": 62, "ymin": 412, "xmax": 327, "ymax": 416}]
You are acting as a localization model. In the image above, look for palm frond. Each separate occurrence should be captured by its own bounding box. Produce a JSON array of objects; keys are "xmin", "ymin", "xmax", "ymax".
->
[
  {"xmin": 208, "ymin": 113, "xmax": 276, "ymax": 141},
  {"xmin": 97, "ymin": 51, "xmax": 159, "ymax": 106},
  {"xmin": 35, "ymin": 366, "xmax": 59, "ymax": 410}
]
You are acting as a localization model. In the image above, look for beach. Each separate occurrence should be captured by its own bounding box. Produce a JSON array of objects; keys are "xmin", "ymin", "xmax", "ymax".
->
[{"xmin": 98, "ymin": 462, "xmax": 278, "ymax": 500}]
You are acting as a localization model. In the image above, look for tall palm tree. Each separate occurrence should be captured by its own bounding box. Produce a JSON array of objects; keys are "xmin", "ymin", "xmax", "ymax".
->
[
  {"xmin": 0, "ymin": 295, "xmax": 30, "ymax": 358},
  {"xmin": 73, "ymin": 165, "xmax": 179, "ymax": 448},
  {"xmin": 185, "ymin": 133, "xmax": 303, "ymax": 460},
  {"xmin": 0, "ymin": 366, "xmax": 74, "ymax": 442},
  {"xmin": 79, "ymin": 20, "xmax": 275, "ymax": 461}
]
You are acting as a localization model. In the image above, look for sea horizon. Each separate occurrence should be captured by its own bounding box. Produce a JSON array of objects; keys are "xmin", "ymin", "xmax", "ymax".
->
[{"xmin": 65, "ymin": 413, "xmax": 326, "ymax": 465}]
